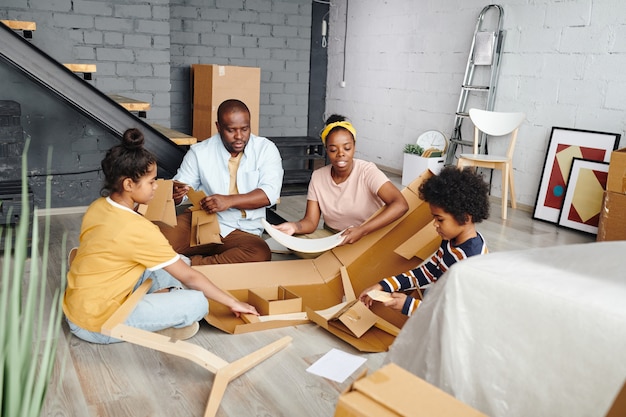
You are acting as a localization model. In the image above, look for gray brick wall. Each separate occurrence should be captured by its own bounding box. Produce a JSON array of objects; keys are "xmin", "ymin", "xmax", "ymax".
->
[
  {"xmin": 2, "ymin": 0, "xmax": 316, "ymax": 208},
  {"xmin": 5, "ymin": 0, "xmax": 312, "ymax": 136},
  {"xmin": 5, "ymin": 0, "xmax": 172, "ymax": 127},
  {"xmin": 170, "ymin": 0, "xmax": 312, "ymax": 137}
]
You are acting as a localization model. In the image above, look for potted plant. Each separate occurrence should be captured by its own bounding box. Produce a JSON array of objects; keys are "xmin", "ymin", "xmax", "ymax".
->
[
  {"xmin": 401, "ymin": 142, "xmax": 445, "ymax": 186},
  {"xmin": 1, "ymin": 140, "xmax": 65, "ymax": 417}
]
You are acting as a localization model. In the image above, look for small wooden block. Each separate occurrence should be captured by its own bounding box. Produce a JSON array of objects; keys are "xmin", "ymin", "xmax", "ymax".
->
[
  {"xmin": 367, "ymin": 290, "xmax": 393, "ymax": 303},
  {"xmin": 107, "ymin": 94, "xmax": 151, "ymax": 112},
  {"xmin": 1, "ymin": 20, "xmax": 37, "ymax": 31},
  {"xmin": 152, "ymin": 124, "xmax": 198, "ymax": 146},
  {"xmin": 63, "ymin": 63, "xmax": 97, "ymax": 73}
]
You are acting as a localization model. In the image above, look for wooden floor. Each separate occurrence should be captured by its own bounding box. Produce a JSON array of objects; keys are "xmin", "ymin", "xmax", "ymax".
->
[{"xmin": 38, "ymin": 172, "xmax": 594, "ymax": 417}]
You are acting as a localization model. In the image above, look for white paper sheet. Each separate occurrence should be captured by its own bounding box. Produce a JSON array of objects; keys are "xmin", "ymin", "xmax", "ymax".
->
[
  {"xmin": 306, "ymin": 348, "xmax": 367, "ymax": 383},
  {"xmin": 261, "ymin": 218, "xmax": 345, "ymax": 253}
]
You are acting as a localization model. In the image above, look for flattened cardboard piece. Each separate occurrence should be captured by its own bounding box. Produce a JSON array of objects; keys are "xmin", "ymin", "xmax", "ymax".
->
[
  {"xmin": 137, "ymin": 179, "xmax": 177, "ymax": 227},
  {"xmin": 199, "ymin": 170, "xmax": 436, "ymax": 351},
  {"xmin": 261, "ymin": 218, "xmax": 346, "ymax": 253},
  {"xmin": 335, "ymin": 363, "xmax": 488, "ymax": 417},
  {"xmin": 190, "ymin": 210, "xmax": 222, "ymax": 246},
  {"xmin": 306, "ymin": 305, "xmax": 393, "ymax": 353},
  {"xmin": 327, "ymin": 300, "xmax": 379, "ymax": 339},
  {"xmin": 394, "ymin": 222, "xmax": 441, "ymax": 260},
  {"xmin": 184, "ymin": 186, "xmax": 222, "ymax": 246}
]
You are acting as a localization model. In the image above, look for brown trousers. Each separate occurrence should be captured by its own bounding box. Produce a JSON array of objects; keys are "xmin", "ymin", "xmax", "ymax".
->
[{"xmin": 158, "ymin": 210, "xmax": 271, "ymax": 265}]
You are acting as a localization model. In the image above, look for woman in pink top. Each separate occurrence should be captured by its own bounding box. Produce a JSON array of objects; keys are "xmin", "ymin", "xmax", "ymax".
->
[{"xmin": 274, "ymin": 114, "xmax": 408, "ymax": 245}]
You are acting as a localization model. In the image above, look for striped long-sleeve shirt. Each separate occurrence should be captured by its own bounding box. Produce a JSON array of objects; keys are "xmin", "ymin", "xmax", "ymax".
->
[{"xmin": 379, "ymin": 232, "xmax": 488, "ymax": 316}]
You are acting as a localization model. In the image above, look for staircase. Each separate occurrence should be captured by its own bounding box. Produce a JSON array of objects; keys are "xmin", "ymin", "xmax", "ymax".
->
[{"xmin": 0, "ymin": 19, "xmax": 195, "ymax": 177}]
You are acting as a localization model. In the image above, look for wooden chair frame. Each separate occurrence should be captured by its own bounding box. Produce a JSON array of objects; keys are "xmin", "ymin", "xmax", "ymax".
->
[
  {"xmin": 69, "ymin": 249, "xmax": 291, "ymax": 417},
  {"xmin": 456, "ymin": 108, "xmax": 526, "ymax": 220}
]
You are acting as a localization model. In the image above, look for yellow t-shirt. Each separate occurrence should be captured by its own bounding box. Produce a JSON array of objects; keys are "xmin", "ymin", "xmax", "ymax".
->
[{"xmin": 63, "ymin": 197, "xmax": 179, "ymax": 332}]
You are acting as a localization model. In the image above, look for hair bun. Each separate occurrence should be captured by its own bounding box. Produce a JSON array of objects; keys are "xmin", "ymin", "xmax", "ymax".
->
[{"xmin": 122, "ymin": 128, "xmax": 145, "ymax": 150}]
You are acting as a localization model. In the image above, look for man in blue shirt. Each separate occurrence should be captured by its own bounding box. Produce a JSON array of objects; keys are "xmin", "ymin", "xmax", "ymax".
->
[{"xmin": 159, "ymin": 99, "xmax": 283, "ymax": 265}]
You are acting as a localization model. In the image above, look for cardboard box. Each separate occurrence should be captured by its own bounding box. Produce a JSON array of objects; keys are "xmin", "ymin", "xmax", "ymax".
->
[
  {"xmin": 597, "ymin": 191, "xmax": 626, "ymax": 241},
  {"xmin": 401, "ymin": 154, "xmax": 444, "ymax": 186},
  {"xmin": 139, "ymin": 180, "xmax": 221, "ymax": 245},
  {"xmin": 137, "ymin": 179, "xmax": 177, "ymax": 227},
  {"xmin": 191, "ymin": 64, "xmax": 261, "ymax": 141},
  {"xmin": 606, "ymin": 380, "xmax": 626, "ymax": 417},
  {"xmin": 334, "ymin": 363, "xmax": 487, "ymax": 417},
  {"xmin": 247, "ymin": 286, "xmax": 302, "ymax": 316},
  {"xmin": 196, "ymin": 171, "xmax": 442, "ymax": 352},
  {"xmin": 607, "ymin": 147, "xmax": 626, "ymax": 194}
]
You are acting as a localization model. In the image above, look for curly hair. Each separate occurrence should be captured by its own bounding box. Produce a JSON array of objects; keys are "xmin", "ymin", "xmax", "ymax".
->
[
  {"xmin": 419, "ymin": 166, "xmax": 490, "ymax": 225},
  {"xmin": 100, "ymin": 128, "xmax": 157, "ymax": 196}
]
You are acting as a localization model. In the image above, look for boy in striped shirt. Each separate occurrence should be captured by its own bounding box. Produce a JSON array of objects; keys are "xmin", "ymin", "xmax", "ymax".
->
[{"xmin": 359, "ymin": 166, "xmax": 490, "ymax": 316}]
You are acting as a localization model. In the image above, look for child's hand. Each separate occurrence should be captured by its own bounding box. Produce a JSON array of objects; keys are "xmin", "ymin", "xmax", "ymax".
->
[
  {"xmin": 358, "ymin": 283, "xmax": 385, "ymax": 308},
  {"xmin": 229, "ymin": 301, "xmax": 259, "ymax": 317},
  {"xmin": 382, "ymin": 293, "xmax": 408, "ymax": 312}
]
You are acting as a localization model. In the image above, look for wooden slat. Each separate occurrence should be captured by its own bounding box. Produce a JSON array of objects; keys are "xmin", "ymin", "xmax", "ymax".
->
[
  {"xmin": 151, "ymin": 124, "xmax": 197, "ymax": 146},
  {"xmin": 63, "ymin": 63, "xmax": 97, "ymax": 73},
  {"xmin": 107, "ymin": 94, "xmax": 151, "ymax": 112},
  {"xmin": 1, "ymin": 20, "xmax": 37, "ymax": 31}
]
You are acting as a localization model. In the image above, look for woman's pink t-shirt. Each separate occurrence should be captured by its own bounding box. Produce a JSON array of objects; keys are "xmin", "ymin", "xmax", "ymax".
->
[{"xmin": 307, "ymin": 159, "xmax": 390, "ymax": 231}]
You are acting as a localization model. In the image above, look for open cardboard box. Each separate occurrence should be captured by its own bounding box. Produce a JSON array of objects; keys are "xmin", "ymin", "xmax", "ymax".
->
[
  {"xmin": 247, "ymin": 286, "xmax": 302, "ymax": 316},
  {"xmin": 334, "ymin": 363, "xmax": 488, "ymax": 417},
  {"xmin": 193, "ymin": 170, "xmax": 442, "ymax": 352},
  {"xmin": 139, "ymin": 179, "xmax": 221, "ymax": 246}
]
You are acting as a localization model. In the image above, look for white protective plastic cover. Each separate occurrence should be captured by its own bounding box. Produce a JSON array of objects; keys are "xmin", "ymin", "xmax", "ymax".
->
[{"xmin": 387, "ymin": 241, "xmax": 626, "ymax": 417}]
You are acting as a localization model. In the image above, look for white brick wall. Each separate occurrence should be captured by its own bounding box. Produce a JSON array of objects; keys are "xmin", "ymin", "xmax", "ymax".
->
[{"xmin": 325, "ymin": 0, "xmax": 626, "ymax": 207}]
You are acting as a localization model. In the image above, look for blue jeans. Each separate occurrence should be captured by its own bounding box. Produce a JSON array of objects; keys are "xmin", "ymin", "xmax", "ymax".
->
[{"xmin": 67, "ymin": 260, "xmax": 209, "ymax": 344}]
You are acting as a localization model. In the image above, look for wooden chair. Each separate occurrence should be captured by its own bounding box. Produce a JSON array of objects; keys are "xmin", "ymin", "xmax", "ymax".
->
[
  {"xmin": 456, "ymin": 108, "xmax": 526, "ymax": 220},
  {"xmin": 67, "ymin": 248, "xmax": 291, "ymax": 417}
]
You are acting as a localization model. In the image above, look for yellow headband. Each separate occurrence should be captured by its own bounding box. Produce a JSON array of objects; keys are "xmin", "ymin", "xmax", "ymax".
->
[{"xmin": 320, "ymin": 121, "xmax": 357, "ymax": 145}]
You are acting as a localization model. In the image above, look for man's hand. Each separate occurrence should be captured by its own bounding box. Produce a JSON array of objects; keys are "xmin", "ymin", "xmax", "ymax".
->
[
  {"xmin": 201, "ymin": 194, "xmax": 232, "ymax": 214},
  {"xmin": 172, "ymin": 182, "xmax": 189, "ymax": 205}
]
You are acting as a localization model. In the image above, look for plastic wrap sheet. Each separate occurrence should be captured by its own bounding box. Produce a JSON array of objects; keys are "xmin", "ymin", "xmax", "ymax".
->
[{"xmin": 387, "ymin": 241, "xmax": 626, "ymax": 417}]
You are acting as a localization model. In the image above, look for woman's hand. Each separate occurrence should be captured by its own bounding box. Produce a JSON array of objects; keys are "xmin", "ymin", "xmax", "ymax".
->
[
  {"xmin": 273, "ymin": 222, "xmax": 298, "ymax": 236},
  {"xmin": 340, "ymin": 225, "xmax": 367, "ymax": 245}
]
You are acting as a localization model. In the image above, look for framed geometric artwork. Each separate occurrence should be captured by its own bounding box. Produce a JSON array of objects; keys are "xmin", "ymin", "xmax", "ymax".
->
[
  {"xmin": 557, "ymin": 158, "xmax": 609, "ymax": 234},
  {"xmin": 533, "ymin": 127, "xmax": 620, "ymax": 223}
]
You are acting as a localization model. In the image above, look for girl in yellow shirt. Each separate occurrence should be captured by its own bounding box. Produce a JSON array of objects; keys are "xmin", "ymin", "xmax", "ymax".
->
[{"xmin": 63, "ymin": 128, "xmax": 258, "ymax": 344}]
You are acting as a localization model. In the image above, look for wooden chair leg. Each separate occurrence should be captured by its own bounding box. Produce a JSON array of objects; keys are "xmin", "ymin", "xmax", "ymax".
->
[
  {"xmin": 508, "ymin": 163, "xmax": 517, "ymax": 209},
  {"xmin": 100, "ymin": 278, "xmax": 293, "ymax": 417},
  {"xmin": 501, "ymin": 165, "xmax": 508, "ymax": 220},
  {"xmin": 204, "ymin": 336, "xmax": 292, "ymax": 417}
]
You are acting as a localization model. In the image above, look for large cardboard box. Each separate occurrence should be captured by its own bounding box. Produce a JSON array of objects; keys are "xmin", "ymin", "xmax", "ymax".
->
[
  {"xmin": 334, "ymin": 363, "xmax": 487, "ymax": 417},
  {"xmin": 191, "ymin": 64, "xmax": 261, "ymax": 141},
  {"xmin": 607, "ymin": 147, "xmax": 626, "ymax": 194},
  {"xmin": 597, "ymin": 191, "xmax": 626, "ymax": 241},
  {"xmin": 195, "ymin": 171, "xmax": 442, "ymax": 352}
]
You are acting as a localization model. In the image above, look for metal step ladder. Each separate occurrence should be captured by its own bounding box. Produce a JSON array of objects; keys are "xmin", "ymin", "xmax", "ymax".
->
[{"xmin": 444, "ymin": 4, "xmax": 505, "ymax": 166}]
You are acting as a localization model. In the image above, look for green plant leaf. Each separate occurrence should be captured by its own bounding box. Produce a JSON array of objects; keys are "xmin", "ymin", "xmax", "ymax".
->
[{"xmin": 1, "ymin": 139, "xmax": 65, "ymax": 417}]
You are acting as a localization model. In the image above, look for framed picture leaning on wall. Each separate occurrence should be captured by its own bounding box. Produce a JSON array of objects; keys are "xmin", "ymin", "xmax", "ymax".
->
[
  {"xmin": 557, "ymin": 158, "xmax": 609, "ymax": 234},
  {"xmin": 533, "ymin": 127, "xmax": 620, "ymax": 223}
]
